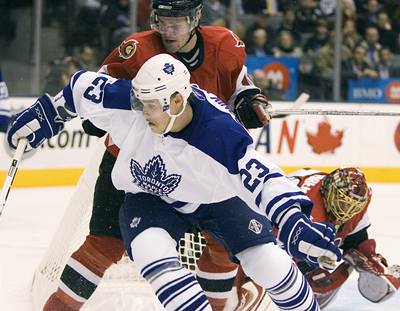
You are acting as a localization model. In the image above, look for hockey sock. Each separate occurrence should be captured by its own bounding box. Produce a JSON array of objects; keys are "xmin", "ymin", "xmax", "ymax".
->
[
  {"xmin": 196, "ymin": 232, "xmax": 238, "ymax": 311},
  {"xmin": 44, "ymin": 235, "xmax": 125, "ymax": 309},
  {"xmin": 131, "ymin": 228, "xmax": 212, "ymax": 311},
  {"xmin": 237, "ymin": 243, "xmax": 320, "ymax": 311}
]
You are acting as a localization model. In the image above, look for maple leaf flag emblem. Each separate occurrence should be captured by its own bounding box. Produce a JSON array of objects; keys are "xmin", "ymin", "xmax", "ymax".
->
[
  {"xmin": 306, "ymin": 120, "xmax": 344, "ymax": 154},
  {"xmin": 130, "ymin": 155, "xmax": 181, "ymax": 196}
]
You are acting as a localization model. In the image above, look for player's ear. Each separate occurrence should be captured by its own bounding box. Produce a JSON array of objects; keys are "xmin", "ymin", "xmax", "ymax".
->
[{"xmin": 170, "ymin": 92, "xmax": 184, "ymax": 114}]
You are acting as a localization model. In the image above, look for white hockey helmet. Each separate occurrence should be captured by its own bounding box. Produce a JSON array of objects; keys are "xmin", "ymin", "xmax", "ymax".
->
[
  {"xmin": 132, "ymin": 53, "xmax": 191, "ymax": 114},
  {"xmin": 132, "ymin": 54, "xmax": 192, "ymax": 133}
]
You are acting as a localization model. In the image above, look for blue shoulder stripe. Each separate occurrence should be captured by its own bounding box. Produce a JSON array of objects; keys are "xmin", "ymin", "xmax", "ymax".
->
[
  {"xmin": 169, "ymin": 91, "xmax": 253, "ymax": 175},
  {"xmin": 103, "ymin": 79, "xmax": 132, "ymax": 110},
  {"xmin": 62, "ymin": 70, "xmax": 87, "ymax": 112}
]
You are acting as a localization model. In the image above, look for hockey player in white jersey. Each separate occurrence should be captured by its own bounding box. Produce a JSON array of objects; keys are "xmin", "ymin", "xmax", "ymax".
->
[{"xmin": 7, "ymin": 54, "xmax": 342, "ymax": 311}]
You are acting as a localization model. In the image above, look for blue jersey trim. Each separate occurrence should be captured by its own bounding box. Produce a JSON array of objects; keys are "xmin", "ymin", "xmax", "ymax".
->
[
  {"xmin": 168, "ymin": 88, "xmax": 253, "ymax": 175},
  {"xmin": 103, "ymin": 79, "xmax": 132, "ymax": 110},
  {"xmin": 63, "ymin": 70, "xmax": 87, "ymax": 113}
]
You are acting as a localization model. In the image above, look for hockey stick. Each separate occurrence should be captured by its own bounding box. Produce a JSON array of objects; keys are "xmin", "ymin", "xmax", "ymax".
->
[
  {"xmin": 272, "ymin": 108, "xmax": 400, "ymax": 117},
  {"xmin": 0, "ymin": 138, "xmax": 28, "ymax": 216}
]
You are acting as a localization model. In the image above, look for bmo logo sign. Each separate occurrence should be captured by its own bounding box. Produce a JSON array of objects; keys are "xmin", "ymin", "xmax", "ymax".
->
[
  {"xmin": 385, "ymin": 82, "xmax": 400, "ymax": 103},
  {"xmin": 352, "ymin": 87, "xmax": 383, "ymax": 99}
]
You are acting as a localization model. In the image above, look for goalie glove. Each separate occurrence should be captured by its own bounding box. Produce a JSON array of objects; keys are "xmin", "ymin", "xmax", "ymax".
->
[
  {"xmin": 7, "ymin": 92, "xmax": 77, "ymax": 151},
  {"xmin": 278, "ymin": 209, "xmax": 342, "ymax": 269},
  {"xmin": 343, "ymin": 239, "xmax": 400, "ymax": 303},
  {"xmin": 234, "ymin": 89, "xmax": 272, "ymax": 129}
]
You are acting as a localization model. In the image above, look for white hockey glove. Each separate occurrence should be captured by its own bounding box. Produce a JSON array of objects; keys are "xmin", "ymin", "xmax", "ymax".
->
[
  {"xmin": 7, "ymin": 92, "xmax": 77, "ymax": 151},
  {"xmin": 343, "ymin": 239, "xmax": 400, "ymax": 303},
  {"xmin": 278, "ymin": 209, "xmax": 342, "ymax": 269}
]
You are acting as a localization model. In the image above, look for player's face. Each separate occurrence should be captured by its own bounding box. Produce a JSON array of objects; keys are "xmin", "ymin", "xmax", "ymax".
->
[
  {"xmin": 141, "ymin": 99, "xmax": 170, "ymax": 134},
  {"xmin": 157, "ymin": 16, "xmax": 192, "ymax": 53}
]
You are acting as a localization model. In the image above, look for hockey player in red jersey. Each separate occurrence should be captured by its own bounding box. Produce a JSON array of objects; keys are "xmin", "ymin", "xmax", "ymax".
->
[
  {"xmin": 228, "ymin": 167, "xmax": 400, "ymax": 310},
  {"xmin": 43, "ymin": 1, "xmax": 272, "ymax": 310}
]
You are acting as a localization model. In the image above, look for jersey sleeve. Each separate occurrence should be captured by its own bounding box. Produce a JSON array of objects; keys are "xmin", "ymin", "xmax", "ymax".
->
[
  {"xmin": 216, "ymin": 30, "xmax": 258, "ymax": 105},
  {"xmin": 62, "ymin": 70, "xmax": 134, "ymax": 145},
  {"xmin": 237, "ymin": 147, "xmax": 313, "ymax": 227}
]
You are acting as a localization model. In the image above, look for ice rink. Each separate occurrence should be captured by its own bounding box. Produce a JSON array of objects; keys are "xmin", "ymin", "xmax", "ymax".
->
[{"xmin": 0, "ymin": 184, "xmax": 399, "ymax": 310}]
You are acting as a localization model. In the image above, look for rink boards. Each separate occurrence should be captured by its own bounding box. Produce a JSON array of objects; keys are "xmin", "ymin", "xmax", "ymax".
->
[{"xmin": 1, "ymin": 98, "xmax": 400, "ymax": 187}]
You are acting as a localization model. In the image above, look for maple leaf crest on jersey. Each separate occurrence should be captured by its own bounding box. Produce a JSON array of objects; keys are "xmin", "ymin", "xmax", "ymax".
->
[
  {"xmin": 118, "ymin": 39, "xmax": 139, "ymax": 59},
  {"xmin": 130, "ymin": 155, "xmax": 182, "ymax": 196}
]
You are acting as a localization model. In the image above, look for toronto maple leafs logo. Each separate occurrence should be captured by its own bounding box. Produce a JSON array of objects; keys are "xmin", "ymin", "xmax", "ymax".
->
[
  {"xmin": 130, "ymin": 155, "xmax": 181, "ymax": 196},
  {"xmin": 163, "ymin": 63, "xmax": 175, "ymax": 75}
]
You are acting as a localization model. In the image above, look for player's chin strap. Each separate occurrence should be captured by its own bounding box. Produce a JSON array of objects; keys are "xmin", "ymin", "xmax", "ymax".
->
[{"xmin": 162, "ymin": 97, "xmax": 188, "ymax": 134}]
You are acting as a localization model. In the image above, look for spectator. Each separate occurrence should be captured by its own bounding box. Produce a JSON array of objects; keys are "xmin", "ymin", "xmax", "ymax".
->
[
  {"xmin": 76, "ymin": 45, "xmax": 98, "ymax": 71},
  {"xmin": 243, "ymin": 12, "xmax": 272, "ymax": 47},
  {"xmin": 310, "ymin": 32, "xmax": 351, "ymax": 100},
  {"xmin": 375, "ymin": 11, "xmax": 397, "ymax": 53},
  {"xmin": 100, "ymin": 0, "xmax": 131, "ymax": 52},
  {"xmin": 0, "ymin": 2, "xmax": 16, "ymax": 44},
  {"xmin": 357, "ymin": 0, "xmax": 381, "ymax": 35},
  {"xmin": 341, "ymin": 44, "xmax": 379, "ymax": 98},
  {"xmin": 201, "ymin": 0, "xmax": 227, "ymax": 26},
  {"xmin": 44, "ymin": 57, "xmax": 80, "ymax": 95},
  {"xmin": 342, "ymin": 0, "xmax": 357, "ymax": 23},
  {"xmin": 68, "ymin": 0, "xmax": 102, "ymax": 51},
  {"xmin": 271, "ymin": 30, "xmax": 303, "ymax": 58},
  {"xmin": 360, "ymin": 26, "xmax": 382, "ymax": 66},
  {"xmin": 246, "ymin": 28, "xmax": 272, "ymax": 56},
  {"xmin": 273, "ymin": 6, "xmax": 302, "ymax": 45},
  {"xmin": 377, "ymin": 47, "xmax": 400, "ymax": 79},
  {"xmin": 342, "ymin": 19, "xmax": 363, "ymax": 52},
  {"xmin": 303, "ymin": 18, "xmax": 330, "ymax": 55},
  {"xmin": 295, "ymin": 0, "xmax": 323, "ymax": 43}
]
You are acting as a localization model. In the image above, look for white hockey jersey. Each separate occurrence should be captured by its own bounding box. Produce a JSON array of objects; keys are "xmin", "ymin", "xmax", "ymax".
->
[{"xmin": 63, "ymin": 71, "xmax": 312, "ymax": 226}]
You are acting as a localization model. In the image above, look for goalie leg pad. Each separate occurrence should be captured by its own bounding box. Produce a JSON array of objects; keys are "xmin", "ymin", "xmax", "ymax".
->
[{"xmin": 358, "ymin": 270, "xmax": 397, "ymax": 303}]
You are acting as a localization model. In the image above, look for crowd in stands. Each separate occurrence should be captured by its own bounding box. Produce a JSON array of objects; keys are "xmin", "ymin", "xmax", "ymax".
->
[{"xmin": 1, "ymin": 0, "xmax": 400, "ymax": 100}]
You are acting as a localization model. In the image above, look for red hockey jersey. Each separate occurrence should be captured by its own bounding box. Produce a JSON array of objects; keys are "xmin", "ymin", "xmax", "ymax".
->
[{"xmin": 100, "ymin": 26, "xmax": 254, "ymax": 155}]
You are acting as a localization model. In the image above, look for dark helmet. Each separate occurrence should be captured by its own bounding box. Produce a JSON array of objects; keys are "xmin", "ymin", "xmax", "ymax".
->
[{"xmin": 151, "ymin": 0, "xmax": 203, "ymax": 32}]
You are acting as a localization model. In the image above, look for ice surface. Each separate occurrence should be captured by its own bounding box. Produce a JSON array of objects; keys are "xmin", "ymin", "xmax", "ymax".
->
[{"xmin": 0, "ymin": 184, "xmax": 399, "ymax": 310}]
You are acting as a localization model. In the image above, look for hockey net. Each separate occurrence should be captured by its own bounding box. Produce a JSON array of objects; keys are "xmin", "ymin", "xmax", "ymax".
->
[{"xmin": 31, "ymin": 139, "xmax": 206, "ymax": 311}]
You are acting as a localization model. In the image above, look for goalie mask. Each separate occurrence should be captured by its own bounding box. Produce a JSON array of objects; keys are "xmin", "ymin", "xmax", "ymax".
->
[
  {"xmin": 131, "ymin": 53, "xmax": 192, "ymax": 133},
  {"xmin": 150, "ymin": 0, "xmax": 203, "ymax": 36},
  {"xmin": 321, "ymin": 167, "xmax": 371, "ymax": 224}
]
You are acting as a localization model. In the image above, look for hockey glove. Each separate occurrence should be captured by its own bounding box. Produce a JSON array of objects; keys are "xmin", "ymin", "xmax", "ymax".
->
[
  {"xmin": 343, "ymin": 239, "xmax": 400, "ymax": 303},
  {"xmin": 7, "ymin": 93, "xmax": 76, "ymax": 150},
  {"xmin": 234, "ymin": 90, "xmax": 272, "ymax": 129},
  {"xmin": 278, "ymin": 210, "xmax": 342, "ymax": 269},
  {"xmin": 0, "ymin": 73, "xmax": 10, "ymax": 133}
]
